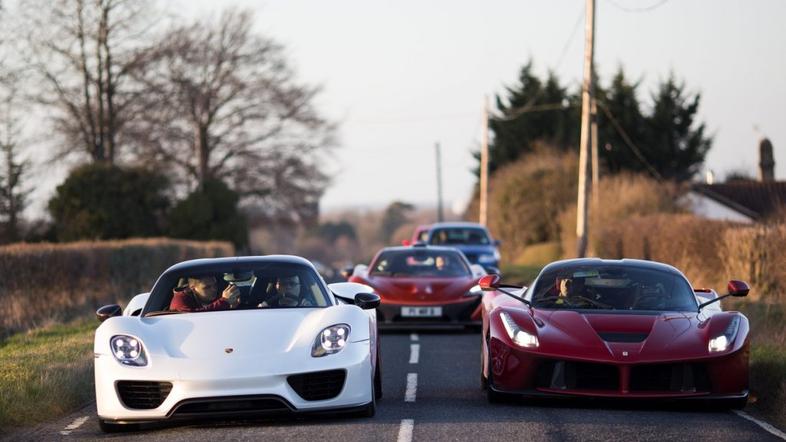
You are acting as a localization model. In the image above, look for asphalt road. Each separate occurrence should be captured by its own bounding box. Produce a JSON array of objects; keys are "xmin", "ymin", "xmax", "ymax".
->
[{"xmin": 10, "ymin": 331, "xmax": 785, "ymax": 441}]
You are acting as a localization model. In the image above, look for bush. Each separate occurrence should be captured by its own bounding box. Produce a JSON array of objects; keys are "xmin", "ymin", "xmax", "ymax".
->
[
  {"xmin": 0, "ymin": 238, "xmax": 233, "ymax": 336},
  {"xmin": 168, "ymin": 179, "xmax": 248, "ymax": 248},
  {"xmin": 48, "ymin": 164, "xmax": 170, "ymax": 241}
]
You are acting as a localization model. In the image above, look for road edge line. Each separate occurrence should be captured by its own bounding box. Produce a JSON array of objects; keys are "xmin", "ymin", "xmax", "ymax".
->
[{"xmin": 733, "ymin": 410, "xmax": 786, "ymax": 440}]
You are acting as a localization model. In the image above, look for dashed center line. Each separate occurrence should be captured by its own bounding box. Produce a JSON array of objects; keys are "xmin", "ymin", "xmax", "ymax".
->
[
  {"xmin": 405, "ymin": 373, "xmax": 418, "ymax": 402},
  {"xmin": 409, "ymin": 343, "xmax": 420, "ymax": 364},
  {"xmin": 59, "ymin": 415, "xmax": 89, "ymax": 436},
  {"xmin": 410, "ymin": 333, "xmax": 419, "ymax": 341},
  {"xmin": 397, "ymin": 419, "xmax": 414, "ymax": 442}
]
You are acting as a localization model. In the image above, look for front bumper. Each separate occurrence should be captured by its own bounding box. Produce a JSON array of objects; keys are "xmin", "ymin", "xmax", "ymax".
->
[
  {"xmin": 95, "ymin": 340, "xmax": 373, "ymax": 422},
  {"xmin": 488, "ymin": 337, "xmax": 750, "ymax": 399},
  {"xmin": 376, "ymin": 297, "xmax": 482, "ymax": 328}
]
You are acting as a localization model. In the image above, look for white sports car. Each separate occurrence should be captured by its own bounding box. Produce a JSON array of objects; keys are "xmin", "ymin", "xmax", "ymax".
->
[{"xmin": 94, "ymin": 256, "xmax": 381, "ymax": 432}]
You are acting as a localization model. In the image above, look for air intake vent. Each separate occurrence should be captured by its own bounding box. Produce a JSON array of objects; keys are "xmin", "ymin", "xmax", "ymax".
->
[
  {"xmin": 630, "ymin": 363, "xmax": 711, "ymax": 392},
  {"xmin": 598, "ymin": 332, "xmax": 648, "ymax": 343},
  {"xmin": 116, "ymin": 381, "xmax": 172, "ymax": 409},
  {"xmin": 287, "ymin": 369, "xmax": 346, "ymax": 401},
  {"xmin": 535, "ymin": 360, "xmax": 619, "ymax": 391}
]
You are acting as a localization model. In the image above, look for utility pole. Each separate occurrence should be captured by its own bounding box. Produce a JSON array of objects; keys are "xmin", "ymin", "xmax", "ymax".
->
[
  {"xmin": 479, "ymin": 96, "xmax": 489, "ymax": 226},
  {"xmin": 435, "ymin": 142, "xmax": 444, "ymax": 222},
  {"xmin": 576, "ymin": 0, "xmax": 595, "ymax": 258},
  {"xmin": 591, "ymin": 95, "xmax": 599, "ymax": 207}
]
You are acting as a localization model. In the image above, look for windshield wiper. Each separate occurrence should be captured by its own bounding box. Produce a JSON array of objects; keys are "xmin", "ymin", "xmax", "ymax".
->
[{"xmin": 144, "ymin": 310, "xmax": 184, "ymax": 317}]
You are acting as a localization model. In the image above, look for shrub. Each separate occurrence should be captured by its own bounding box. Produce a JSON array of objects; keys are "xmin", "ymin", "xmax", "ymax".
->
[
  {"xmin": 48, "ymin": 164, "xmax": 170, "ymax": 241},
  {"xmin": 168, "ymin": 179, "xmax": 248, "ymax": 248},
  {"xmin": 0, "ymin": 238, "xmax": 233, "ymax": 336}
]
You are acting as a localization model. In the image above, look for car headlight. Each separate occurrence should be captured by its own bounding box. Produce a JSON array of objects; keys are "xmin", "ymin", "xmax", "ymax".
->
[
  {"xmin": 708, "ymin": 316, "xmax": 740, "ymax": 353},
  {"xmin": 110, "ymin": 335, "xmax": 147, "ymax": 366},
  {"xmin": 312, "ymin": 324, "xmax": 351, "ymax": 357},
  {"xmin": 478, "ymin": 254, "xmax": 497, "ymax": 264},
  {"xmin": 465, "ymin": 284, "xmax": 483, "ymax": 296},
  {"xmin": 499, "ymin": 312, "xmax": 539, "ymax": 348}
]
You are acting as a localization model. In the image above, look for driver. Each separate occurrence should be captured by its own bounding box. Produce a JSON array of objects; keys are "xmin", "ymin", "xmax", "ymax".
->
[
  {"xmin": 262, "ymin": 274, "xmax": 313, "ymax": 307},
  {"xmin": 555, "ymin": 277, "xmax": 588, "ymax": 306},
  {"xmin": 170, "ymin": 275, "xmax": 240, "ymax": 312}
]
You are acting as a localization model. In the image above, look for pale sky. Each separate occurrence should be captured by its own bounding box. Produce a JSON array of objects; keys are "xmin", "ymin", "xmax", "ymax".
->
[{"xmin": 24, "ymin": 1, "xmax": 786, "ymax": 217}]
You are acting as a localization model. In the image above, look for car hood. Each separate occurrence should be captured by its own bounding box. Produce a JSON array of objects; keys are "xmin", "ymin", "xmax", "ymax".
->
[
  {"xmin": 534, "ymin": 310, "xmax": 705, "ymax": 363},
  {"xmin": 439, "ymin": 244, "xmax": 496, "ymax": 255},
  {"xmin": 367, "ymin": 276, "xmax": 477, "ymax": 303}
]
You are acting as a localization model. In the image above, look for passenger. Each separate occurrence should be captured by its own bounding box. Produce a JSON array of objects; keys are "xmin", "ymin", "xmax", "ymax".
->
[
  {"xmin": 262, "ymin": 274, "xmax": 313, "ymax": 307},
  {"xmin": 170, "ymin": 275, "xmax": 240, "ymax": 312}
]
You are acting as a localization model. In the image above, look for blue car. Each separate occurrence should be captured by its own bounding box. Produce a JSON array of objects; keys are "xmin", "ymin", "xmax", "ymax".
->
[{"xmin": 422, "ymin": 222, "xmax": 501, "ymax": 273}]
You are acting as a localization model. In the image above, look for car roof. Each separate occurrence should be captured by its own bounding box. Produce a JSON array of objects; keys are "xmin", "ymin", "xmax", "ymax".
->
[
  {"xmin": 163, "ymin": 255, "xmax": 315, "ymax": 275},
  {"xmin": 377, "ymin": 245, "xmax": 469, "ymax": 254},
  {"xmin": 427, "ymin": 222, "xmax": 490, "ymax": 230},
  {"xmin": 540, "ymin": 258, "xmax": 683, "ymax": 276}
]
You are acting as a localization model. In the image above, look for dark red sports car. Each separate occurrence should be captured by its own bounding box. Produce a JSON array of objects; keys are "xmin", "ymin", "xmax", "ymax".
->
[
  {"xmin": 479, "ymin": 258, "xmax": 750, "ymax": 408},
  {"xmin": 349, "ymin": 245, "xmax": 486, "ymax": 328}
]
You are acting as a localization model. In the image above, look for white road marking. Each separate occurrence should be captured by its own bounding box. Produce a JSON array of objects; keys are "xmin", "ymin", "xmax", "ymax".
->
[
  {"xmin": 397, "ymin": 419, "xmax": 414, "ymax": 442},
  {"xmin": 59, "ymin": 415, "xmax": 89, "ymax": 436},
  {"xmin": 733, "ymin": 410, "xmax": 786, "ymax": 440},
  {"xmin": 405, "ymin": 373, "xmax": 418, "ymax": 402},
  {"xmin": 409, "ymin": 343, "xmax": 420, "ymax": 364},
  {"xmin": 410, "ymin": 333, "xmax": 419, "ymax": 341}
]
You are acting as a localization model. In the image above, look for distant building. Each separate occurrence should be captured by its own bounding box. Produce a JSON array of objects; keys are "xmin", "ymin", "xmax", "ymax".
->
[{"xmin": 683, "ymin": 138, "xmax": 785, "ymax": 223}]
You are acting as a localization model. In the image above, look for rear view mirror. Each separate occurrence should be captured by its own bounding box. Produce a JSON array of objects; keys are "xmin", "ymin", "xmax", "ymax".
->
[
  {"xmin": 96, "ymin": 304, "xmax": 122, "ymax": 322},
  {"xmin": 478, "ymin": 274, "xmax": 501, "ymax": 291},
  {"xmin": 354, "ymin": 292, "xmax": 380, "ymax": 310},
  {"xmin": 401, "ymin": 240, "xmax": 411, "ymax": 246},
  {"xmin": 727, "ymin": 280, "xmax": 750, "ymax": 297}
]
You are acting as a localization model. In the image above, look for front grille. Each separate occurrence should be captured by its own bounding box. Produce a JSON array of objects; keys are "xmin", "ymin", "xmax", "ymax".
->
[
  {"xmin": 287, "ymin": 369, "xmax": 346, "ymax": 401},
  {"xmin": 598, "ymin": 332, "xmax": 649, "ymax": 343},
  {"xmin": 536, "ymin": 360, "xmax": 619, "ymax": 391},
  {"xmin": 116, "ymin": 381, "xmax": 172, "ymax": 409},
  {"xmin": 170, "ymin": 395, "xmax": 291, "ymax": 416},
  {"xmin": 630, "ymin": 363, "xmax": 711, "ymax": 392}
]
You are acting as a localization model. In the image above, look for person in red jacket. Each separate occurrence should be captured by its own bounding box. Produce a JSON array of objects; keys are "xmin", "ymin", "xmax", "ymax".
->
[{"xmin": 169, "ymin": 275, "xmax": 240, "ymax": 312}]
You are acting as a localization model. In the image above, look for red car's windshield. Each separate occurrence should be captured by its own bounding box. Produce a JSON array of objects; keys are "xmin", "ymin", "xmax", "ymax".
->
[
  {"xmin": 530, "ymin": 265, "xmax": 698, "ymax": 312},
  {"xmin": 370, "ymin": 250, "xmax": 470, "ymax": 278}
]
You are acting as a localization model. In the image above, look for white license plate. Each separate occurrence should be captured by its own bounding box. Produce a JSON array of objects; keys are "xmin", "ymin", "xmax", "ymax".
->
[{"xmin": 401, "ymin": 306, "xmax": 442, "ymax": 317}]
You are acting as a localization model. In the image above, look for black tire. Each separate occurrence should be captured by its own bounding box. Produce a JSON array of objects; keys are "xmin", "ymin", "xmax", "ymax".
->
[
  {"xmin": 98, "ymin": 419, "xmax": 138, "ymax": 433},
  {"xmin": 374, "ymin": 351, "xmax": 383, "ymax": 400}
]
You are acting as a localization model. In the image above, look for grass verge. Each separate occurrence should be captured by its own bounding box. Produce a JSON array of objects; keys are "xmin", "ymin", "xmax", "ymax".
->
[
  {"xmin": 748, "ymin": 345, "xmax": 786, "ymax": 430},
  {"xmin": 0, "ymin": 318, "xmax": 94, "ymax": 434}
]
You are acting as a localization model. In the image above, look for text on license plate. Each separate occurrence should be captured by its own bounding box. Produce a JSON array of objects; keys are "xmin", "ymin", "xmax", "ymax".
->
[{"xmin": 401, "ymin": 306, "xmax": 442, "ymax": 317}]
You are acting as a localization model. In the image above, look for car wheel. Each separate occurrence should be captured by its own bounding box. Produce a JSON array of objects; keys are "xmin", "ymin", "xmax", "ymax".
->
[
  {"xmin": 374, "ymin": 350, "xmax": 383, "ymax": 400},
  {"xmin": 98, "ymin": 419, "xmax": 138, "ymax": 433},
  {"xmin": 486, "ymin": 338, "xmax": 510, "ymax": 404}
]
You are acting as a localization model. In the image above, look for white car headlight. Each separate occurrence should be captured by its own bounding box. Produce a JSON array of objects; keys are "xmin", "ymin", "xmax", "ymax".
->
[
  {"xmin": 708, "ymin": 316, "xmax": 740, "ymax": 353},
  {"xmin": 478, "ymin": 254, "xmax": 496, "ymax": 264},
  {"xmin": 312, "ymin": 324, "xmax": 351, "ymax": 357},
  {"xmin": 466, "ymin": 284, "xmax": 483, "ymax": 296},
  {"xmin": 499, "ymin": 312, "xmax": 539, "ymax": 348},
  {"xmin": 110, "ymin": 335, "xmax": 147, "ymax": 366}
]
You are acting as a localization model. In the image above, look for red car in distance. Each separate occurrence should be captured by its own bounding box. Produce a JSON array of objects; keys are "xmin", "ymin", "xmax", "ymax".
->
[
  {"xmin": 349, "ymin": 245, "xmax": 486, "ymax": 328},
  {"xmin": 401, "ymin": 224, "xmax": 431, "ymax": 246},
  {"xmin": 479, "ymin": 258, "xmax": 751, "ymax": 408}
]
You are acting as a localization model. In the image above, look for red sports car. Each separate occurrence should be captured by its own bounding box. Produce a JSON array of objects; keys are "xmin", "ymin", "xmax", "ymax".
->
[
  {"xmin": 479, "ymin": 258, "xmax": 750, "ymax": 408},
  {"xmin": 349, "ymin": 245, "xmax": 486, "ymax": 328}
]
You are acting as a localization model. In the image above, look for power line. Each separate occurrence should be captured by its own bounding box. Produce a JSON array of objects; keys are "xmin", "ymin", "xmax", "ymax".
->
[
  {"xmin": 604, "ymin": 0, "xmax": 670, "ymax": 13},
  {"xmin": 595, "ymin": 100, "xmax": 663, "ymax": 181}
]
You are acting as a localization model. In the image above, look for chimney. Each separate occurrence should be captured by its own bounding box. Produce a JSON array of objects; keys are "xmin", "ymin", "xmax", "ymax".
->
[{"xmin": 759, "ymin": 137, "xmax": 775, "ymax": 182}]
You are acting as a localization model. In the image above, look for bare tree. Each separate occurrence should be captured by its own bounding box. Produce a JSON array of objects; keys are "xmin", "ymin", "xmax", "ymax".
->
[
  {"xmin": 18, "ymin": 0, "xmax": 155, "ymax": 164},
  {"xmin": 0, "ymin": 73, "xmax": 31, "ymax": 243},
  {"xmin": 132, "ymin": 9, "xmax": 335, "ymax": 223}
]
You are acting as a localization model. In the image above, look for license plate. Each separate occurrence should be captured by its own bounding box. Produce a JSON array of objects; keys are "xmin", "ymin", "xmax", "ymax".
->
[{"xmin": 401, "ymin": 306, "xmax": 442, "ymax": 317}]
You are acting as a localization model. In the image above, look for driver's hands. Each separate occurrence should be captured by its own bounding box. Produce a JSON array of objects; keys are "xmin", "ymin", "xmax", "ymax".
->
[{"xmin": 222, "ymin": 284, "xmax": 240, "ymax": 307}]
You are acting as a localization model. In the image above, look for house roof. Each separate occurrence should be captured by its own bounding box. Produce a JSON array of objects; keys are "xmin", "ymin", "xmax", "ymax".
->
[{"xmin": 692, "ymin": 181, "xmax": 786, "ymax": 220}]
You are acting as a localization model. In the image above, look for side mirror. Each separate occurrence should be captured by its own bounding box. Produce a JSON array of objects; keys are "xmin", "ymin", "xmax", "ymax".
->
[
  {"xmin": 340, "ymin": 265, "xmax": 355, "ymax": 280},
  {"xmin": 96, "ymin": 304, "xmax": 122, "ymax": 322},
  {"xmin": 493, "ymin": 239, "xmax": 502, "ymax": 247},
  {"xmin": 478, "ymin": 274, "xmax": 501, "ymax": 291},
  {"xmin": 354, "ymin": 292, "xmax": 380, "ymax": 310},
  {"xmin": 401, "ymin": 239, "xmax": 411, "ymax": 246},
  {"xmin": 727, "ymin": 280, "xmax": 750, "ymax": 297}
]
